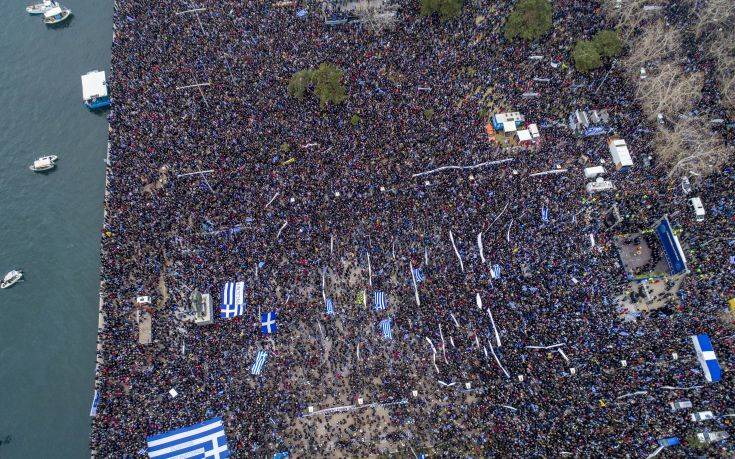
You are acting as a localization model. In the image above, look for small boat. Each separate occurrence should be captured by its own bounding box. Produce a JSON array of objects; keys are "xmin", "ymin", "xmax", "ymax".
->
[
  {"xmin": 26, "ymin": 0, "xmax": 57, "ymax": 15},
  {"xmin": 29, "ymin": 155, "xmax": 58, "ymax": 172},
  {"xmin": 1, "ymin": 270, "xmax": 23, "ymax": 289},
  {"xmin": 43, "ymin": 5, "xmax": 71, "ymax": 25}
]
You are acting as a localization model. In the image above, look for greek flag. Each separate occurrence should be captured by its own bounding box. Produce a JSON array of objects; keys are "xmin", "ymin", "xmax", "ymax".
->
[
  {"xmin": 374, "ymin": 291, "xmax": 387, "ymax": 311},
  {"xmin": 251, "ymin": 350, "xmax": 268, "ymax": 375},
  {"xmin": 491, "ymin": 264, "xmax": 501, "ymax": 279},
  {"xmin": 325, "ymin": 298, "xmax": 334, "ymax": 315},
  {"xmin": 261, "ymin": 312, "xmax": 277, "ymax": 334},
  {"xmin": 90, "ymin": 390, "xmax": 99, "ymax": 417},
  {"xmin": 220, "ymin": 281, "xmax": 245, "ymax": 318},
  {"xmin": 146, "ymin": 417, "xmax": 230, "ymax": 459},
  {"xmin": 691, "ymin": 334, "xmax": 721, "ymax": 382},
  {"xmin": 379, "ymin": 318, "xmax": 392, "ymax": 339},
  {"xmin": 413, "ymin": 268, "xmax": 424, "ymax": 283},
  {"xmin": 541, "ymin": 206, "xmax": 549, "ymax": 223}
]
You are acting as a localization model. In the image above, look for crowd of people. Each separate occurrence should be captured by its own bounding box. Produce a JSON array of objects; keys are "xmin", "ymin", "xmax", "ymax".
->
[{"xmin": 91, "ymin": 0, "xmax": 735, "ymax": 457}]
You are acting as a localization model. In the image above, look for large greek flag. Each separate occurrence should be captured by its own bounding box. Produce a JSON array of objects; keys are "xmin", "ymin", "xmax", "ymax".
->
[
  {"xmin": 379, "ymin": 318, "xmax": 392, "ymax": 339},
  {"xmin": 220, "ymin": 281, "xmax": 245, "ymax": 318},
  {"xmin": 374, "ymin": 291, "xmax": 387, "ymax": 311},
  {"xmin": 261, "ymin": 312, "xmax": 277, "ymax": 334},
  {"xmin": 691, "ymin": 334, "xmax": 721, "ymax": 382},
  {"xmin": 412, "ymin": 268, "xmax": 424, "ymax": 283},
  {"xmin": 251, "ymin": 350, "xmax": 268, "ymax": 375},
  {"xmin": 146, "ymin": 417, "xmax": 230, "ymax": 459}
]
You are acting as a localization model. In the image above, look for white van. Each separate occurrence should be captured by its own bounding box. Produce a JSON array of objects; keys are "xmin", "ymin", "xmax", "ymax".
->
[{"xmin": 690, "ymin": 197, "xmax": 705, "ymax": 222}]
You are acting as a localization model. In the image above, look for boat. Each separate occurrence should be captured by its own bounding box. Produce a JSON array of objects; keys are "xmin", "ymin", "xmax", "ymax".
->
[
  {"xmin": 81, "ymin": 70, "xmax": 111, "ymax": 110},
  {"xmin": 26, "ymin": 0, "xmax": 57, "ymax": 14},
  {"xmin": 1, "ymin": 270, "xmax": 23, "ymax": 289},
  {"xmin": 29, "ymin": 155, "xmax": 58, "ymax": 172},
  {"xmin": 43, "ymin": 5, "xmax": 72, "ymax": 25}
]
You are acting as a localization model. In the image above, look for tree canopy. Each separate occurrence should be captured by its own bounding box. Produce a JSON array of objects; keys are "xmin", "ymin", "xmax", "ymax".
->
[
  {"xmin": 287, "ymin": 64, "xmax": 347, "ymax": 108},
  {"xmin": 287, "ymin": 70, "xmax": 313, "ymax": 100},
  {"xmin": 593, "ymin": 30, "xmax": 623, "ymax": 58},
  {"xmin": 420, "ymin": 0, "xmax": 464, "ymax": 21},
  {"xmin": 504, "ymin": 0, "xmax": 553, "ymax": 42},
  {"xmin": 572, "ymin": 40, "xmax": 603, "ymax": 73}
]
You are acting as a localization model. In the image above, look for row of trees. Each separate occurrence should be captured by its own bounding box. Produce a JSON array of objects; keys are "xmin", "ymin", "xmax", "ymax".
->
[
  {"xmin": 604, "ymin": 0, "xmax": 732, "ymax": 180},
  {"xmin": 287, "ymin": 63, "xmax": 347, "ymax": 108}
]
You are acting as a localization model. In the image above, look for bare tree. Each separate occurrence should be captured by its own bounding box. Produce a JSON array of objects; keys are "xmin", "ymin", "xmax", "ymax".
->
[
  {"xmin": 654, "ymin": 118, "xmax": 732, "ymax": 179},
  {"xmin": 687, "ymin": 0, "xmax": 735, "ymax": 39},
  {"xmin": 708, "ymin": 27, "xmax": 735, "ymax": 110},
  {"xmin": 344, "ymin": 0, "xmax": 398, "ymax": 32},
  {"xmin": 602, "ymin": 0, "xmax": 669, "ymax": 38},
  {"xmin": 623, "ymin": 21, "xmax": 681, "ymax": 70},
  {"xmin": 636, "ymin": 63, "xmax": 703, "ymax": 120}
]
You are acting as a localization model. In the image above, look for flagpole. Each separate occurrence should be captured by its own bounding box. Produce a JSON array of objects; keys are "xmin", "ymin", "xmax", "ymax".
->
[
  {"xmin": 409, "ymin": 261, "xmax": 420, "ymax": 306},
  {"xmin": 449, "ymin": 230, "xmax": 464, "ymax": 272},
  {"xmin": 367, "ymin": 251, "xmax": 372, "ymax": 287},
  {"xmin": 477, "ymin": 232, "xmax": 486, "ymax": 263}
]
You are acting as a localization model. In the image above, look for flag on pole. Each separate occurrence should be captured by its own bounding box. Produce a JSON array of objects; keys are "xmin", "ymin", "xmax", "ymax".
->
[
  {"xmin": 251, "ymin": 350, "xmax": 268, "ymax": 375},
  {"xmin": 325, "ymin": 298, "xmax": 334, "ymax": 315},
  {"xmin": 379, "ymin": 318, "xmax": 392, "ymax": 339},
  {"xmin": 146, "ymin": 417, "xmax": 230, "ymax": 459},
  {"xmin": 541, "ymin": 205, "xmax": 550, "ymax": 223},
  {"xmin": 355, "ymin": 290, "xmax": 365, "ymax": 306},
  {"xmin": 90, "ymin": 390, "xmax": 100, "ymax": 417},
  {"xmin": 261, "ymin": 312, "xmax": 277, "ymax": 334},
  {"xmin": 220, "ymin": 281, "xmax": 246, "ymax": 318},
  {"xmin": 491, "ymin": 264, "xmax": 501, "ymax": 279},
  {"xmin": 412, "ymin": 268, "xmax": 424, "ymax": 283},
  {"xmin": 374, "ymin": 291, "xmax": 387, "ymax": 311}
]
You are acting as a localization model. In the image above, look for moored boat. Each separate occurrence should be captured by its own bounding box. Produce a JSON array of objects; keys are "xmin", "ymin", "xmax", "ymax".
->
[
  {"xmin": 1, "ymin": 270, "xmax": 23, "ymax": 289},
  {"xmin": 29, "ymin": 155, "xmax": 59, "ymax": 172},
  {"xmin": 43, "ymin": 5, "xmax": 72, "ymax": 25},
  {"xmin": 26, "ymin": 1, "xmax": 57, "ymax": 15}
]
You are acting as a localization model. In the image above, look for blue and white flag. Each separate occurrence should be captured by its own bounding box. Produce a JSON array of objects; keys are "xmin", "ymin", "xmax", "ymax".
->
[
  {"xmin": 374, "ymin": 291, "xmax": 387, "ymax": 311},
  {"xmin": 220, "ymin": 281, "xmax": 246, "ymax": 318},
  {"xmin": 90, "ymin": 390, "xmax": 99, "ymax": 417},
  {"xmin": 379, "ymin": 318, "xmax": 392, "ymax": 339},
  {"xmin": 251, "ymin": 350, "xmax": 268, "ymax": 375},
  {"xmin": 691, "ymin": 334, "xmax": 721, "ymax": 382},
  {"xmin": 146, "ymin": 417, "xmax": 230, "ymax": 459},
  {"xmin": 491, "ymin": 264, "xmax": 501, "ymax": 279},
  {"xmin": 261, "ymin": 312, "xmax": 277, "ymax": 334},
  {"xmin": 325, "ymin": 298, "xmax": 334, "ymax": 315},
  {"xmin": 413, "ymin": 268, "xmax": 424, "ymax": 283},
  {"xmin": 541, "ymin": 205, "xmax": 549, "ymax": 223}
]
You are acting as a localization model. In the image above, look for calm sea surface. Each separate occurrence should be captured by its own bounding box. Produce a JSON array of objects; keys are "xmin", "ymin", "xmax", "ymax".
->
[{"xmin": 0, "ymin": 1, "xmax": 111, "ymax": 457}]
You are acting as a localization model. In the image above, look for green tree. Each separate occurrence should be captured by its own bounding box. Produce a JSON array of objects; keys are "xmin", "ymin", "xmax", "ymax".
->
[
  {"xmin": 504, "ymin": 0, "xmax": 553, "ymax": 42},
  {"xmin": 287, "ymin": 70, "xmax": 313, "ymax": 99},
  {"xmin": 573, "ymin": 40, "xmax": 602, "ymax": 72},
  {"xmin": 420, "ymin": 0, "xmax": 464, "ymax": 21},
  {"xmin": 593, "ymin": 30, "xmax": 623, "ymax": 58},
  {"xmin": 312, "ymin": 63, "xmax": 347, "ymax": 108}
]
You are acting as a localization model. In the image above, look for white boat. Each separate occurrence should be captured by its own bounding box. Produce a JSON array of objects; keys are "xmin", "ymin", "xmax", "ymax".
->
[
  {"xmin": 43, "ymin": 5, "xmax": 71, "ymax": 25},
  {"xmin": 29, "ymin": 155, "xmax": 58, "ymax": 172},
  {"xmin": 1, "ymin": 270, "xmax": 23, "ymax": 289},
  {"xmin": 26, "ymin": 0, "xmax": 57, "ymax": 15}
]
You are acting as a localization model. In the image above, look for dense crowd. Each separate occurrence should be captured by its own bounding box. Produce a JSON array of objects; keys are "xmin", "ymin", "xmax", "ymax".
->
[{"xmin": 91, "ymin": 0, "xmax": 735, "ymax": 457}]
